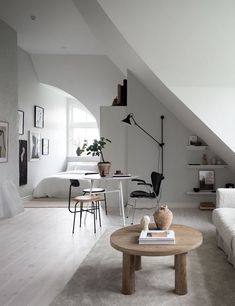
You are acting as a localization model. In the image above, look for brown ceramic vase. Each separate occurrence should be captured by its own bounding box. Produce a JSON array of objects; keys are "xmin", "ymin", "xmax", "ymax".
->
[{"xmin": 153, "ymin": 205, "xmax": 173, "ymax": 230}]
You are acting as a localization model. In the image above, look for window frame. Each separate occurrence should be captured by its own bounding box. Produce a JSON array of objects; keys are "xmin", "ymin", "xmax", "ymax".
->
[{"xmin": 67, "ymin": 100, "xmax": 99, "ymax": 157}]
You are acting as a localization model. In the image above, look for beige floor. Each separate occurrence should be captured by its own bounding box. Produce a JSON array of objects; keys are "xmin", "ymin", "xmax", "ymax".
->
[{"xmin": 0, "ymin": 199, "xmax": 211, "ymax": 306}]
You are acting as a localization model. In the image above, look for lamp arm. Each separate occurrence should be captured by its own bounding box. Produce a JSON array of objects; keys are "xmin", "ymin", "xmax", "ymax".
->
[
  {"xmin": 134, "ymin": 122, "xmax": 162, "ymax": 146},
  {"xmin": 126, "ymin": 113, "xmax": 165, "ymax": 177}
]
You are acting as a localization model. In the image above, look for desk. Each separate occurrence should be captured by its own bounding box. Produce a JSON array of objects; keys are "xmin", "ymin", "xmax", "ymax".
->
[
  {"xmin": 83, "ymin": 174, "xmax": 138, "ymax": 226},
  {"xmin": 55, "ymin": 172, "xmax": 137, "ymax": 226}
]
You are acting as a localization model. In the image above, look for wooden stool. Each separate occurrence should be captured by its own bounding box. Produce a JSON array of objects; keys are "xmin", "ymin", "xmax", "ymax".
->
[
  {"xmin": 83, "ymin": 188, "xmax": 108, "ymax": 215},
  {"xmin": 70, "ymin": 195, "xmax": 102, "ymax": 234}
]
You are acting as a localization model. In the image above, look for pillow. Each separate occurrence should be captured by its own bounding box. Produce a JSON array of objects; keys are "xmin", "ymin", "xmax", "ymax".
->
[{"xmin": 66, "ymin": 162, "xmax": 98, "ymax": 172}]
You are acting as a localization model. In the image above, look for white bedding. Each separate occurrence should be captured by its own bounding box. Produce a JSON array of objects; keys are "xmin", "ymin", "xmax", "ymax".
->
[{"xmin": 33, "ymin": 162, "xmax": 100, "ymax": 198}]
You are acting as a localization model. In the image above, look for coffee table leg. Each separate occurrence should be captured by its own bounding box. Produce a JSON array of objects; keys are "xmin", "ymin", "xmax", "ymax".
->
[
  {"xmin": 134, "ymin": 255, "xmax": 142, "ymax": 270},
  {"xmin": 122, "ymin": 253, "xmax": 135, "ymax": 294},
  {"xmin": 175, "ymin": 253, "xmax": 187, "ymax": 295}
]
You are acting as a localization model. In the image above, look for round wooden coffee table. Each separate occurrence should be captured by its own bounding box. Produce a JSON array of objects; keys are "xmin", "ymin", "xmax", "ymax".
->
[{"xmin": 110, "ymin": 224, "xmax": 203, "ymax": 295}]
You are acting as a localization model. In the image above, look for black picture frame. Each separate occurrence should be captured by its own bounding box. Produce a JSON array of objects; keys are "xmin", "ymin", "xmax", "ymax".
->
[
  {"xmin": 199, "ymin": 170, "xmax": 215, "ymax": 191},
  {"xmin": 29, "ymin": 131, "xmax": 41, "ymax": 161},
  {"xmin": 34, "ymin": 105, "xmax": 44, "ymax": 128},
  {"xmin": 18, "ymin": 110, "xmax": 24, "ymax": 135},
  {"xmin": 0, "ymin": 121, "xmax": 8, "ymax": 163},
  {"xmin": 19, "ymin": 140, "xmax": 27, "ymax": 185},
  {"xmin": 42, "ymin": 138, "xmax": 49, "ymax": 155}
]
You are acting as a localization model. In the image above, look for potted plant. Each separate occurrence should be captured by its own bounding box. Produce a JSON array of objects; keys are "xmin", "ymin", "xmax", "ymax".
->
[
  {"xmin": 85, "ymin": 137, "xmax": 112, "ymax": 177},
  {"xmin": 76, "ymin": 139, "xmax": 88, "ymax": 156}
]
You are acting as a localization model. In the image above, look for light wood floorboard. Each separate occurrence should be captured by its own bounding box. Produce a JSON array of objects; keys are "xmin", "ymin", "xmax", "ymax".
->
[{"xmin": 0, "ymin": 199, "xmax": 213, "ymax": 306}]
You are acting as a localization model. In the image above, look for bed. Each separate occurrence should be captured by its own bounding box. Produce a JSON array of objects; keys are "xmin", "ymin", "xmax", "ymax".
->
[{"xmin": 33, "ymin": 161, "xmax": 100, "ymax": 198}]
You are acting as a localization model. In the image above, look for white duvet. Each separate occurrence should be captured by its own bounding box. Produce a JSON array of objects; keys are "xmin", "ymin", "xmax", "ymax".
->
[{"xmin": 33, "ymin": 162, "xmax": 100, "ymax": 198}]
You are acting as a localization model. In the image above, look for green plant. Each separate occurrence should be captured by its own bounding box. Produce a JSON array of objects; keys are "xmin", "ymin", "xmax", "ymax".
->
[
  {"xmin": 85, "ymin": 137, "xmax": 111, "ymax": 162},
  {"xmin": 76, "ymin": 139, "xmax": 87, "ymax": 156}
]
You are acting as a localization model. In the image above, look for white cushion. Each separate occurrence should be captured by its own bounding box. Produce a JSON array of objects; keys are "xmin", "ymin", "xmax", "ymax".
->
[
  {"xmin": 216, "ymin": 188, "xmax": 235, "ymax": 208},
  {"xmin": 66, "ymin": 162, "xmax": 98, "ymax": 172},
  {"xmin": 212, "ymin": 208, "xmax": 235, "ymax": 246}
]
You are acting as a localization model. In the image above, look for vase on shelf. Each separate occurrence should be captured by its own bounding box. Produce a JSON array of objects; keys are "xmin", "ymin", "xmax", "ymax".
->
[
  {"xmin": 202, "ymin": 154, "xmax": 208, "ymax": 165},
  {"xmin": 210, "ymin": 157, "xmax": 217, "ymax": 165}
]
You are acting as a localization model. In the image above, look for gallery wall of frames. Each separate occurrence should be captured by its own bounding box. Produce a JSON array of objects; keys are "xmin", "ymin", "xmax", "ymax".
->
[{"xmin": 18, "ymin": 106, "xmax": 49, "ymax": 186}]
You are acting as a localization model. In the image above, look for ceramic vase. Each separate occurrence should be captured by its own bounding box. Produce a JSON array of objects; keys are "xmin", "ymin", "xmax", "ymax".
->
[{"xmin": 153, "ymin": 205, "xmax": 173, "ymax": 230}]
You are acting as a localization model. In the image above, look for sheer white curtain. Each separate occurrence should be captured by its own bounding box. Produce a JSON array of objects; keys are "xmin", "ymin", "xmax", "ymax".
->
[{"xmin": 0, "ymin": 180, "xmax": 24, "ymax": 218}]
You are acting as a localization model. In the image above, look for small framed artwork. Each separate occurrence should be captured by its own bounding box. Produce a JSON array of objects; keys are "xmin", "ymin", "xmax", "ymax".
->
[
  {"xmin": 18, "ymin": 110, "xmax": 24, "ymax": 135},
  {"xmin": 29, "ymin": 131, "xmax": 41, "ymax": 161},
  {"xmin": 42, "ymin": 138, "xmax": 49, "ymax": 155},
  {"xmin": 0, "ymin": 121, "xmax": 8, "ymax": 163},
  {"xmin": 34, "ymin": 105, "xmax": 44, "ymax": 128},
  {"xmin": 19, "ymin": 140, "xmax": 27, "ymax": 185},
  {"xmin": 199, "ymin": 170, "xmax": 215, "ymax": 191}
]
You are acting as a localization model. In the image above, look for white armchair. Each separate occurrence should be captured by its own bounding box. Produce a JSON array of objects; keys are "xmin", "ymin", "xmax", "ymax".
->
[
  {"xmin": 216, "ymin": 188, "xmax": 235, "ymax": 208},
  {"xmin": 212, "ymin": 188, "xmax": 235, "ymax": 267}
]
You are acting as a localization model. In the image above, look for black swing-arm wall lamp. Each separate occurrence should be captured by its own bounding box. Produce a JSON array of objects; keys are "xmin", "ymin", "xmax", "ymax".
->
[{"xmin": 122, "ymin": 113, "xmax": 165, "ymax": 177}]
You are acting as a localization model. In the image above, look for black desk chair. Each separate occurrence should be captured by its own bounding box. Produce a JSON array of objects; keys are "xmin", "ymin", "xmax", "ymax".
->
[{"xmin": 127, "ymin": 171, "xmax": 164, "ymax": 224}]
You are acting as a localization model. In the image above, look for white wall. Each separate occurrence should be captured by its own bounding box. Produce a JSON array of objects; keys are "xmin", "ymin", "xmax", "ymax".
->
[
  {"xmin": 31, "ymin": 54, "xmax": 124, "ymax": 127},
  {"xmin": 127, "ymin": 71, "xmax": 235, "ymax": 204},
  {"xmin": 0, "ymin": 20, "xmax": 18, "ymax": 185},
  {"xmin": 76, "ymin": 0, "xmax": 235, "ymax": 173},
  {"xmin": 170, "ymin": 86, "xmax": 235, "ymax": 152},
  {"xmin": 98, "ymin": 0, "xmax": 235, "ymax": 155},
  {"xmin": 100, "ymin": 106, "xmax": 128, "ymax": 206},
  {"xmin": 98, "ymin": 0, "xmax": 235, "ymax": 87},
  {"xmin": 18, "ymin": 48, "xmax": 67, "ymax": 198}
]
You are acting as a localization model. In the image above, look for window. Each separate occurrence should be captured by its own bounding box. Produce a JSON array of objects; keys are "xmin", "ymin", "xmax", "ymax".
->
[{"xmin": 68, "ymin": 100, "xmax": 99, "ymax": 156}]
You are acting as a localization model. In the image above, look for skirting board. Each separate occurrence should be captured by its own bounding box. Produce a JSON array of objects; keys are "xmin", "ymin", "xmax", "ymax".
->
[
  {"xmin": 21, "ymin": 194, "xmax": 33, "ymax": 201},
  {"xmin": 125, "ymin": 200, "xmax": 200, "ymax": 209}
]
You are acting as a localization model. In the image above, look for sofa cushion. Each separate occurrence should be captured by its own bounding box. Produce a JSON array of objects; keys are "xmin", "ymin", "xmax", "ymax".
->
[
  {"xmin": 216, "ymin": 188, "xmax": 235, "ymax": 208},
  {"xmin": 212, "ymin": 208, "xmax": 235, "ymax": 248}
]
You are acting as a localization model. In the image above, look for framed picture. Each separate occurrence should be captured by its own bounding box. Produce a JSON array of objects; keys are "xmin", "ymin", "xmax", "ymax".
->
[
  {"xmin": 29, "ymin": 131, "xmax": 41, "ymax": 161},
  {"xmin": 42, "ymin": 138, "xmax": 49, "ymax": 155},
  {"xmin": 0, "ymin": 121, "xmax": 8, "ymax": 163},
  {"xmin": 34, "ymin": 105, "xmax": 44, "ymax": 128},
  {"xmin": 19, "ymin": 140, "xmax": 27, "ymax": 185},
  {"xmin": 199, "ymin": 170, "xmax": 215, "ymax": 191},
  {"xmin": 18, "ymin": 110, "xmax": 24, "ymax": 135}
]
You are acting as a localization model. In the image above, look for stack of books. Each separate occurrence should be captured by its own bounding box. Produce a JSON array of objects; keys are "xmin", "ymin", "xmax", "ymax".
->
[
  {"xmin": 139, "ymin": 230, "xmax": 176, "ymax": 244},
  {"xmin": 199, "ymin": 202, "xmax": 216, "ymax": 210}
]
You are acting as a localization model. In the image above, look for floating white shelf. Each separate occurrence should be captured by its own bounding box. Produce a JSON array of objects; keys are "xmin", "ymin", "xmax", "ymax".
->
[
  {"xmin": 186, "ymin": 191, "xmax": 216, "ymax": 195},
  {"xmin": 186, "ymin": 145, "xmax": 208, "ymax": 151},
  {"xmin": 187, "ymin": 164, "xmax": 228, "ymax": 169}
]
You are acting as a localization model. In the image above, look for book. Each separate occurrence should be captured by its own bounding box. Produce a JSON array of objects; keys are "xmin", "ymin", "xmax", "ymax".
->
[
  {"xmin": 139, "ymin": 230, "xmax": 175, "ymax": 244},
  {"xmin": 199, "ymin": 202, "xmax": 216, "ymax": 210},
  {"xmin": 112, "ymin": 174, "xmax": 131, "ymax": 177}
]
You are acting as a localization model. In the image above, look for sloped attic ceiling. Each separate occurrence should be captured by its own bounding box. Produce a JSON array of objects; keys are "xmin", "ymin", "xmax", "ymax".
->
[{"xmin": 74, "ymin": 0, "xmax": 235, "ymax": 172}]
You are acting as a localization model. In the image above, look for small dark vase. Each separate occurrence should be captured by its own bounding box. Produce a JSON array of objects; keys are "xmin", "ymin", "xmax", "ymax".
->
[
  {"xmin": 76, "ymin": 147, "xmax": 81, "ymax": 156},
  {"xmin": 153, "ymin": 205, "xmax": 173, "ymax": 230}
]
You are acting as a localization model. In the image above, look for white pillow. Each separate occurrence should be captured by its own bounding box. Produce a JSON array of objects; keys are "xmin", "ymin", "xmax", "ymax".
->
[{"xmin": 66, "ymin": 162, "xmax": 98, "ymax": 172}]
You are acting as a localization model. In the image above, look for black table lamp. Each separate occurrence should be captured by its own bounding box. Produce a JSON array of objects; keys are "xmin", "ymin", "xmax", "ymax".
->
[{"xmin": 122, "ymin": 113, "xmax": 165, "ymax": 177}]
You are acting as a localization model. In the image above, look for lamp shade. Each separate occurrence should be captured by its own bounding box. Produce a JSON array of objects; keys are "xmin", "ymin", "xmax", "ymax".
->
[{"xmin": 121, "ymin": 114, "xmax": 132, "ymax": 125}]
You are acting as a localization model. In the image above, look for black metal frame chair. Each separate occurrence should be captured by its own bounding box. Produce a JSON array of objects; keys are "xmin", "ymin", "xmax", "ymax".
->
[
  {"xmin": 82, "ymin": 188, "xmax": 107, "ymax": 215},
  {"xmin": 67, "ymin": 179, "xmax": 102, "ymax": 234},
  {"xmin": 127, "ymin": 171, "xmax": 164, "ymax": 224}
]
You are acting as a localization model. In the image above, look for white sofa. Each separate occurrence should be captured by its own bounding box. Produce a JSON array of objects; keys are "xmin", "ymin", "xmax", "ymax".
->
[{"xmin": 212, "ymin": 188, "xmax": 235, "ymax": 267}]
